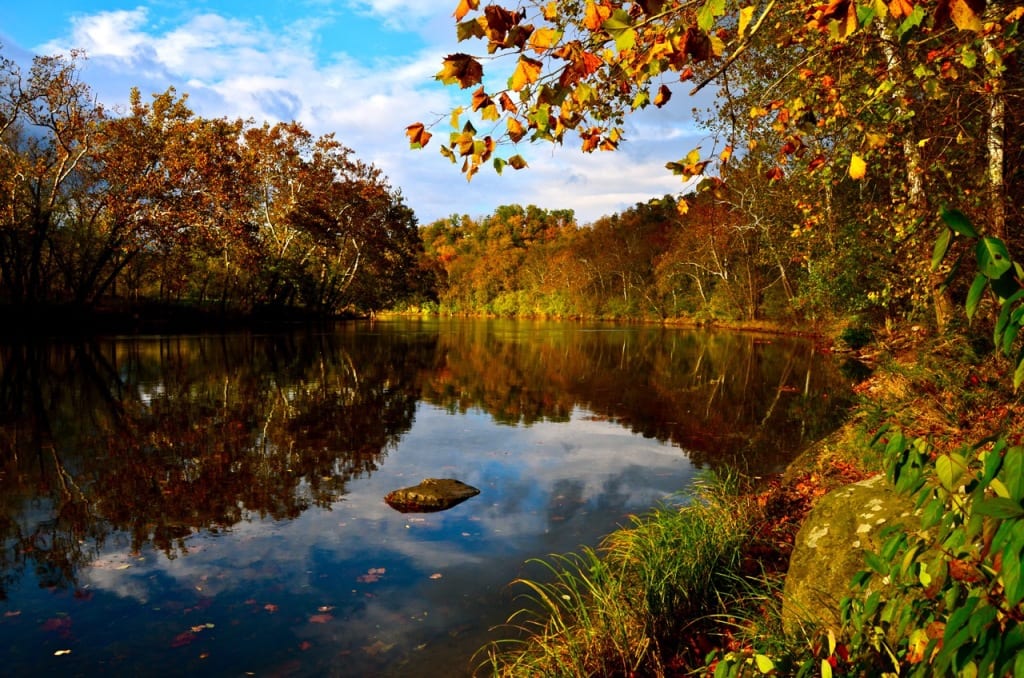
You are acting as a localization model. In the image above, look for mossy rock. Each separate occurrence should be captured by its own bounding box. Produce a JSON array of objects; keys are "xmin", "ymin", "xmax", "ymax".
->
[
  {"xmin": 384, "ymin": 478, "xmax": 480, "ymax": 513},
  {"xmin": 782, "ymin": 475, "xmax": 916, "ymax": 633}
]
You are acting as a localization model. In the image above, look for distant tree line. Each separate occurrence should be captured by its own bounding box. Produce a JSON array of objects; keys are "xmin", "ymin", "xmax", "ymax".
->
[{"xmin": 0, "ymin": 47, "xmax": 427, "ymax": 325}]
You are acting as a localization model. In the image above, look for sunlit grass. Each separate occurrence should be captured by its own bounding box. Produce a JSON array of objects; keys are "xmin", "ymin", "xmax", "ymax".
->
[{"xmin": 478, "ymin": 472, "xmax": 752, "ymax": 677}]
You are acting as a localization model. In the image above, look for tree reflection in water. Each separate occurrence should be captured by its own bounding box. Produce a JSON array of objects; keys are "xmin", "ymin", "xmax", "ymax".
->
[{"xmin": 0, "ymin": 319, "xmax": 852, "ymax": 600}]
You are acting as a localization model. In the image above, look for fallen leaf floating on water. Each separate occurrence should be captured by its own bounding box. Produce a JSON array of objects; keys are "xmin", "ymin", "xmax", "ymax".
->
[
  {"xmin": 308, "ymin": 613, "xmax": 333, "ymax": 624},
  {"xmin": 263, "ymin": 604, "xmax": 278, "ymax": 613},
  {"xmin": 317, "ymin": 605, "xmax": 334, "ymax": 613},
  {"xmin": 429, "ymin": 573, "xmax": 443, "ymax": 580},
  {"xmin": 357, "ymin": 567, "xmax": 386, "ymax": 583},
  {"xmin": 54, "ymin": 650, "xmax": 72, "ymax": 656}
]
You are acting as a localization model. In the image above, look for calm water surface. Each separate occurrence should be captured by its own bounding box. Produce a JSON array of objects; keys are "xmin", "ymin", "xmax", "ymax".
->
[{"xmin": 0, "ymin": 319, "xmax": 855, "ymax": 676}]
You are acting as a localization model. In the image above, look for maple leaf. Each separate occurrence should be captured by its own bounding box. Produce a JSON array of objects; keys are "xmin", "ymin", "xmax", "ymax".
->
[
  {"xmin": 509, "ymin": 57, "xmax": 543, "ymax": 91},
  {"xmin": 436, "ymin": 54, "xmax": 484, "ymax": 89},
  {"xmin": 405, "ymin": 123, "xmax": 432, "ymax": 149}
]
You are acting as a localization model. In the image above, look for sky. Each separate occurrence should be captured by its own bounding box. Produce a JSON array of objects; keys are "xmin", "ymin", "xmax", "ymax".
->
[{"xmin": 0, "ymin": 1, "xmax": 710, "ymax": 225}]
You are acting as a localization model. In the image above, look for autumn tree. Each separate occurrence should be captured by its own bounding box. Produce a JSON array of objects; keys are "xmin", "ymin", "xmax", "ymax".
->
[
  {"xmin": 0, "ymin": 49, "xmax": 101, "ymax": 306},
  {"xmin": 411, "ymin": 1, "xmax": 1021, "ymax": 328}
]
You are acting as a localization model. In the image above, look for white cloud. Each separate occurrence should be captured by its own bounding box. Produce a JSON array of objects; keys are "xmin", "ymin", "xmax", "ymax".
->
[{"xmin": 25, "ymin": 4, "xmax": 707, "ymax": 225}]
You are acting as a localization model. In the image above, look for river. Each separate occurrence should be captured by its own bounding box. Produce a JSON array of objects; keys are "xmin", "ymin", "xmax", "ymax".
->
[{"xmin": 0, "ymin": 318, "xmax": 856, "ymax": 676}]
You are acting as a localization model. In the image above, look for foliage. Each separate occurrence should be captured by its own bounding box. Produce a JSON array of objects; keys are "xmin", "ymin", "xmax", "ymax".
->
[
  {"xmin": 836, "ymin": 430, "xmax": 1024, "ymax": 677},
  {"xmin": 0, "ymin": 46, "xmax": 424, "ymax": 319},
  {"xmin": 934, "ymin": 208, "xmax": 1024, "ymax": 389}
]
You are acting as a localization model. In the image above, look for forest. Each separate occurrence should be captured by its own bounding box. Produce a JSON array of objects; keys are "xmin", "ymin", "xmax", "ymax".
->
[{"xmin": 0, "ymin": 49, "xmax": 425, "ymax": 327}]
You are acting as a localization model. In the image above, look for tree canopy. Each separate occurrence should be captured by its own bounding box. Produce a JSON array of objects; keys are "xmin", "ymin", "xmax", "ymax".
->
[{"xmin": 0, "ymin": 47, "xmax": 426, "ymax": 322}]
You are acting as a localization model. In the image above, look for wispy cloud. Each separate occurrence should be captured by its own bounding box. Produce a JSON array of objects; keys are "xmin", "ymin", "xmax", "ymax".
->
[{"xmin": 25, "ymin": 4, "xmax": 703, "ymax": 225}]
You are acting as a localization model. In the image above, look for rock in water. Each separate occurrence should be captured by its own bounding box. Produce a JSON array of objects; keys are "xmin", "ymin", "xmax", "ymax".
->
[{"xmin": 384, "ymin": 478, "xmax": 481, "ymax": 513}]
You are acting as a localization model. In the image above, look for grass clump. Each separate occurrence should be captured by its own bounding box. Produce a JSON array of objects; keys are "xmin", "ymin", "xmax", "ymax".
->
[{"xmin": 478, "ymin": 473, "xmax": 753, "ymax": 677}]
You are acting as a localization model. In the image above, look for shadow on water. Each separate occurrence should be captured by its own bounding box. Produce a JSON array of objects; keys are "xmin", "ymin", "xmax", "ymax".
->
[{"xmin": 0, "ymin": 318, "xmax": 853, "ymax": 675}]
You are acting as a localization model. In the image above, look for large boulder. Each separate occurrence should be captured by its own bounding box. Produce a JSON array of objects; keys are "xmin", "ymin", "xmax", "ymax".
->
[
  {"xmin": 384, "ymin": 478, "xmax": 481, "ymax": 513},
  {"xmin": 782, "ymin": 474, "xmax": 917, "ymax": 632}
]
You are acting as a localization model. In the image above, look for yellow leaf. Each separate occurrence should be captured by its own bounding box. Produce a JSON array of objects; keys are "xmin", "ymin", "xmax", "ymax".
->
[
  {"xmin": 529, "ymin": 27, "xmax": 561, "ymax": 53},
  {"xmin": 720, "ymin": 145, "xmax": 733, "ymax": 162},
  {"xmin": 507, "ymin": 117, "xmax": 526, "ymax": 143},
  {"xmin": 450, "ymin": 106, "xmax": 463, "ymax": 130},
  {"xmin": 849, "ymin": 153, "xmax": 866, "ymax": 180},
  {"xmin": 865, "ymin": 132, "xmax": 887, "ymax": 149},
  {"xmin": 454, "ymin": 0, "xmax": 479, "ymax": 22},
  {"xmin": 738, "ymin": 6, "xmax": 755, "ymax": 37},
  {"xmin": 543, "ymin": 2, "xmax": 558, "ymax": 20},
  {"xmin": 509, "ymin": 57, "xmax": 543, "ymax": 91},
  {"xmin": 950, "ymin": 0, "xmax": 983, "ymax": 31},
  {"xmin": 677, "ymin": 199, "xmax": 690, "ymax": 216}
]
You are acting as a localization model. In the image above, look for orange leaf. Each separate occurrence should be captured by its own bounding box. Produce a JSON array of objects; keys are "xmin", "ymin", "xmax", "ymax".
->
[
  {"xmin": 888, "ymin": 0, "xmax": 914, "ymax": 19},
  {"xmin": 498, "ymin": 92, "xmax": 518, "ymax": 114},
  {"xmin": 584, "ymin": 1, "xmax": 612, "ymax": 31},
  {"xmin": 454, "ymin": 0, "xmax": 479, "ymax": 22},
  {"xmin": 508, "ymin": 154, "xmax": 529, "ymax": 169},
  {"xmin": 405, "ymin": 123, "xmax": 432, "ymax": 149},
  {"xmin": 529, "ymin": 27, "xmax": 561, "ymax": 53}
]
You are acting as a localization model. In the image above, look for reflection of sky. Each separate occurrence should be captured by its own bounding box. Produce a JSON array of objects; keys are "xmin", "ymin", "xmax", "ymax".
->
[{"xmin": 14, "ymin": 405, "xmax": 693, "ymax": 676}]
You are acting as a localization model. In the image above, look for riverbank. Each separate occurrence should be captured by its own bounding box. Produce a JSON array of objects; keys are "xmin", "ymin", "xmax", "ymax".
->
[{"xmin": 479, "ymin": 328, "xmax": 1024, "ymax": 676}]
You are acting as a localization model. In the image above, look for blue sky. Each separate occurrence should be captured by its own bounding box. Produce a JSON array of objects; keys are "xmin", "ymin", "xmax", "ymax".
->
[{"xmin": 0, "ymin": 1, "xmax": 706, "ymax": 225}]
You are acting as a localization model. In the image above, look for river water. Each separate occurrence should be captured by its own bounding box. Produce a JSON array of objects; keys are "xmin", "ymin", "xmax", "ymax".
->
[{"xmin": 0, "ymin": 318, "xmax": 855, "ymax": 676}]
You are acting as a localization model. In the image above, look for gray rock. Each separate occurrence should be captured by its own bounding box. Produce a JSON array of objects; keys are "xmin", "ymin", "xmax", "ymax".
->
[
  {"xmin": 384, "ymin": 478, "xmax": 481, "ymax": 513},
  {"xmin": 782, "ymin": 474, "xmax": 917, "ymax": 632}
]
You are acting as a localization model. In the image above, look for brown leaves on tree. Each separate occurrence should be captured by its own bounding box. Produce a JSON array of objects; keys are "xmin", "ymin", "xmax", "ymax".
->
[{"xmin": 436, "ymin": 53, "xmax": 483, "ymax": 88}]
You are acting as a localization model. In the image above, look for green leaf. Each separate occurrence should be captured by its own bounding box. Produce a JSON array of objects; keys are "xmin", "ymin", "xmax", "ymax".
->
[
  {"xmin": 898, "ymin": 4, "xmax": 927, "ymax": 39},
  {"xmin": 1004, "ymin": 446, "xmax": 1024, "ymax": 502},
  {"xmin": 697, "ymin": 0, "xmax": 726, "ymax": 33},
  {"xmin": 1004, "ymin": 546, "xmax": 1024, "ymax": 607},
  {"xmin": 965, "ymin": 272, "xmax": 988, "ymax": 320},
  {"xmin": 932, "ymin": 228, "xmax": 953, "ymax": 270},
  {"xmin": 972, "ymin": 497, "xmax": 1024, "ymax": 519},
  {"xmin": 995, "ymin": 290, "xmax": 1024, "ymax": 349},
  {"xmin": 977, "ymin": 237, "xmax": 1013, "ymax": 279},
  {"xmin": 941, "ymin": 208, "xmax": 979, "ymax": 237},
  {"xmin": 1014, "ymin": 350, "xmax": 1024, "ymax": 392},
  {"xmin": 864, "ymin": 551, "xmax": 889, "ymax": 574},
  {"xmin": 603, "ymin": 10, "xmax": 637, "ymax": 51}
]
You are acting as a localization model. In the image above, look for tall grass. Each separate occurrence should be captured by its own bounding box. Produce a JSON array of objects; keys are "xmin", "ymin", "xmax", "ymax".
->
[{"xmin": 478, "ymin": 473, "xmax": 753, "ymax": 677}]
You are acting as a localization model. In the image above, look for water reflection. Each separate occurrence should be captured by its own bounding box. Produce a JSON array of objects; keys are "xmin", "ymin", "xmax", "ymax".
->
[{"xmin": 0, "ymin": 319, "xmax": 851, "ymax": 675}]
